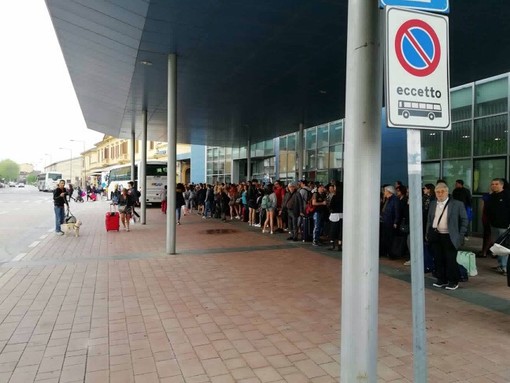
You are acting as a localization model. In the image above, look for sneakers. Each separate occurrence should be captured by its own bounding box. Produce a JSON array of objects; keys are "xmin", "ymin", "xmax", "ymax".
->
[
  {"xmin": 56, "ymin": 231, "xmax": 64, "ymax": 236},
  {"xmin": 492, "ymin": 266, "xmax": 506, "ymax": 274},
  {"xmin": 433, "ymin": 281, "xmax": 459, "ymax": 290},
  {"xmin": 312, "ymin": 241, "xmax": 320, "ymax": 247},
  {"xmin": 254, "ymin": 223, "xmax": 261, "ymax": 227},
  {"xmin": 403, "ymin": 260, "xmax": 411, "ymax": 266},
  {"xmin": 445, "ymin": 283, "xmax": 458, "ymax": 291}
]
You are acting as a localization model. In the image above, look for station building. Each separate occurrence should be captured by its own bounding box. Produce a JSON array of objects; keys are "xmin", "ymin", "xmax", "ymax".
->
[{"xmin": 191, "ymin": 72, "xmax": 510, "ymax": 236}]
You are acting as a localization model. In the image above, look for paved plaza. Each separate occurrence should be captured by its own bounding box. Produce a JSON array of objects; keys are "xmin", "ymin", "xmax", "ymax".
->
[{"xmin": 0, "ymin": 199, "xmax": 508, "ymax": 382}]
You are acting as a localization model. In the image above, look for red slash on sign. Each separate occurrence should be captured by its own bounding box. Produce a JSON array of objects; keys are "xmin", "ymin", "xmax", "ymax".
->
[{"xmin": 395, "ymin": 19, "xmax": 441, "ymax": 77}]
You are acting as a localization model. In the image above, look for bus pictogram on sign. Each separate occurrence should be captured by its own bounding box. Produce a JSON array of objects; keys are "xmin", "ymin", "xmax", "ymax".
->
[{"xmin": 395, "ymin": 19, "xmax": 440, "ymax": 77}]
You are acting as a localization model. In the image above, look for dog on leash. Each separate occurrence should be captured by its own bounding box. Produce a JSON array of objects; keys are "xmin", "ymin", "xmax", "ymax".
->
[{"xmin": 60, "ymin": 220, "xmax": 82, "ymax": 237}]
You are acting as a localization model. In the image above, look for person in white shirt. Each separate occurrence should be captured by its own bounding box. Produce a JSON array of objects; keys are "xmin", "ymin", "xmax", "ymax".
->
[{"xmin": 426, "ymin": 182, "xmax": 468, "ymax": 291}]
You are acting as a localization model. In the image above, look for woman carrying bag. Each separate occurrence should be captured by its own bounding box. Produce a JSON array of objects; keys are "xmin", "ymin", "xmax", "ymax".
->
[
  {"xmin": 118, "ymin": 188, "xmax": 134, "ymax": 231},
  {"xmin": 328, "ymin": 181, "xmax": 344, "ymax": 251}
]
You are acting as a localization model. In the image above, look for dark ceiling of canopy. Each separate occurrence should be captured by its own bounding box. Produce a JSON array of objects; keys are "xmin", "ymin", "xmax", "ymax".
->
[{"xmin": 45, "ymin": 0, "xmax": 510, "ymax": 146}]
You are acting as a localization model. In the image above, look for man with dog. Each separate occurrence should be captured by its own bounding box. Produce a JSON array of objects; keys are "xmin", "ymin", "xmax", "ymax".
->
[{"xmin": 53, "ymin": 179, "xmax": 69, "ymax": 236}]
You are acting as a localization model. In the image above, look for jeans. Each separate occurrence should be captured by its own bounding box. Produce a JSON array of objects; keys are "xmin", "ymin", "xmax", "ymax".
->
[
  {"xmin": 491, "ymin": 226, "xmax": 509, "ymax": 270},
  {"xmin": 204, "ymin": 201, "xmax": 212, "ymax": 217},
  {"xmin": 176, "ymin": 207, "xmax": 182, "ymax": 222},
  {"xmin": 54, "ymin": 205, "xmax": 65, "ymax": 232},
  {"xmin": 313, "ymin": 211, "xmax": 323, "ymax": 242}
]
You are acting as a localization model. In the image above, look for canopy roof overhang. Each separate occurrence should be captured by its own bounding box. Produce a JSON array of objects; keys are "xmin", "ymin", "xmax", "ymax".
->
[{"xmin": 44, "ymin": 1, "xmax": 510, "ymax": 147}]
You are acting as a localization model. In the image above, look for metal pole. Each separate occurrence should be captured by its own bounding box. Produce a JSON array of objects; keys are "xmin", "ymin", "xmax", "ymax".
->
[
  {"xmin": 83, "ymin": 142, "xmax": 86, "ymax": 190},
  {"xmin": 298, "ymin": 123, "xmax": 304, "ymax": 180},
  {"xmin": 131, "ymin": 130, "xmax": 136, "ymax": 186},
  {"xmin": 341, "ymin": 1, "xmax": 382, "ymax": 382},
  {"xmin": 69, "ymin": 150, "xmax": 72, "ymax": 185},
  {"xmin": 407, "ymin": 129, "xmax": 428, "ymax": 382},
  {"xmin": 141, "ymin": 109, "xmax": 148, "ymax": 224},
  {"xmin": 167, "ymin": 53, "xmax": 177, "ymax": 255},
  {"xmin": 247, "ymin": 138, "xmax": 251, "ymax": 180}
]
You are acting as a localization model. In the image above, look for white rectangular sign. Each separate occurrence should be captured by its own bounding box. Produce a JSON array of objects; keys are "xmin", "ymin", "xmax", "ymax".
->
[
  {"xmin": 380, "ymin": 0, "xmax": 449, "ymax": 14},
  {"xmin": 386, "ymin": 7, "xmax": 450, "ymax": 130}
]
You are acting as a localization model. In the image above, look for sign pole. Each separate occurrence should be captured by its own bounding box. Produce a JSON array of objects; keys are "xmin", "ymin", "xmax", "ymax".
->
[{"xmin": 407, "ymin": 128, "xmax": 428, "ymax": 383}]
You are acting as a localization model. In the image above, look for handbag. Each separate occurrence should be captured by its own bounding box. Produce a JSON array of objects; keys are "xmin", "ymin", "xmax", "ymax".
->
[
  {"xmin": 490, "ymin": 226, "xmax": 510, "ymax": 255},
  {"xmin": 398, "ymin": 218, "xmax": 410, "ymax": 234},
  {"xmin": 426, "ymin": 199, "xmax": 450, "ymax": 243},
  {"xmin": 329, "ymin": 212, "xmax": 342, "ymax": 222},
  {"xmin": 118, "ymin": 205, "xmax": 127, "ymax": 213},
  {"xmin": 65, "ymin": 208, "xmax": 77, "ymax": 224}
]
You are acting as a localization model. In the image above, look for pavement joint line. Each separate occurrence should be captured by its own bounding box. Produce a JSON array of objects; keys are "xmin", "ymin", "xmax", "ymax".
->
[
  {"xmin": 0, "ymin": 244, "xmax": 302, "ymax": 268},
  {"xmin": 11, "ymin": 253, "xmax": 27, "ymax": 262},
  {"xmin": 28, "ymin": 241, "xmax": 39, "ymax": 248},
  {"xmin": 39, "ymin": 234, "xmax": 48, "ymax": 240}
]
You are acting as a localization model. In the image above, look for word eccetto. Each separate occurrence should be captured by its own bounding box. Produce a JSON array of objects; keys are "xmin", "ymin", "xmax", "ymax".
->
[{"xmin": 396, "ymin": 86, "xmax": 442, "ymax": 99}]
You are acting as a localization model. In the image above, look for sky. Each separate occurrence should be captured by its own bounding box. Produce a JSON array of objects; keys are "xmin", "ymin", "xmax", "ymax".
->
[{"xmin": 0, "ymin": 1, "xmax": 104, "ymax": 171}]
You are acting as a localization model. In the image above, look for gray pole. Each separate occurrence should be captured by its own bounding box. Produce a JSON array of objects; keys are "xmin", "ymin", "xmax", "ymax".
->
[
  {"xmin": 69, "ymin": 151, "xmax": 72, "ymax": 186},
  {"xmin": 298, "ymin": 123, "xmax": 304, "ymax": 181},
  {"xmin": 341, "ymin": 1, "xmax": 382, "ymax": 382},
  {"xmin": 131, "ymin": 130, "xmax": 136, "ymax": 188},
  {"xmin": 167, "ymin": 53, "xmax": 177, "ymax": 255},
  {"xmin": 247, "ymin": 138, "xmax": 251, "ymax": 181},
  {"xmin": 407, "ymin": 129, "xmax": 428, "ymax": 382},
  {"xmin": 141, "ymin": 109, "xmax": 148, "ymax": 224}
]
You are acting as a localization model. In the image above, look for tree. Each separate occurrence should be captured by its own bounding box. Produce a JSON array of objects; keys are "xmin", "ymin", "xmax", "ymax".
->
[
  {"xmin": 0, "ymin": 160, "xmax": 20, "ymax": 182},
  {"xmin": 26, "ymin": 174, "xmax": 38, "ymax": 185}
]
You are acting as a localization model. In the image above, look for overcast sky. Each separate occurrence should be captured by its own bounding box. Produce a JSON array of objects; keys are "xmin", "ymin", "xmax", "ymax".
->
[{"xmin": 0, "ymin": 1, "xmax": 104, "ymax": 170}]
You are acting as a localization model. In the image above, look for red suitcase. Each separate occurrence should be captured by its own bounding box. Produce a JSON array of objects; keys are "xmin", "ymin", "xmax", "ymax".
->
[{"xmin": 105, "ymin": 211, "xmax": 120, "ymax": 231}]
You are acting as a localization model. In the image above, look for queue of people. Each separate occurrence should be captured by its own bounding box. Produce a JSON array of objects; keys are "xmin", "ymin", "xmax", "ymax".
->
[
  {"xmin": 173, "ymin": 179, "xmax": 344, "ymax": 249},
  {"xmin": 379, "ymin": 178, "xmax": 508, "ymax": 291}
]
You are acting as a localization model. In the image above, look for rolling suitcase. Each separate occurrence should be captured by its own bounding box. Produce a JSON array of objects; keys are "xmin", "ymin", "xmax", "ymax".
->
[
  {"xmin": 301, "ymin": 216, "xmax": 314, "ymax": 242},
  {"xmin": 105, "ymin": 208, "xmax": 120, "ymax": 232}
]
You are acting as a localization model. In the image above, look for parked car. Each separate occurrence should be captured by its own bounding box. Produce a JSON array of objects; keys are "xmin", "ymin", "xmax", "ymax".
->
[
  {"xmin": 8, "ymin": 182, "xmax": 16, "ymax": 187},
  {"xmin": 17, "ymin": 183, "xmax": 25, "ymax": 188}
]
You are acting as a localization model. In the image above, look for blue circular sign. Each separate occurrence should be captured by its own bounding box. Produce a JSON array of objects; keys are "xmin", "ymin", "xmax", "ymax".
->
[{"xmin": 395, "ymin": 19, "xmax": 441, "ymax": 77}]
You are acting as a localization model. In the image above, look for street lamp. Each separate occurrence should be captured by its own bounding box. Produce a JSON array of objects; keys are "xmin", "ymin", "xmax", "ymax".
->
[
  {"xmin": 43, "ymin": 153, "xmax": 53, "ymax": 170},
  {"xmin": 59, "ymin": 147, "xmax": 72, "ymax": 185},
  {"xmin": 70, "ymin": 139, "xmax": 86, "ymax": 189}
]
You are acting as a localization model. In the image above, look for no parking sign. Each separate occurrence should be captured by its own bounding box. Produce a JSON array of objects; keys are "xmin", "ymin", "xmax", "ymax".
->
[{"xmin": 386, "ymin": 7, "xmax": 450, "ymax": 129}]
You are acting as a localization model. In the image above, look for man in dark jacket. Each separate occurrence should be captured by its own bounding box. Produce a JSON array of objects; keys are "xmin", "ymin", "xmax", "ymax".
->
[
  {"xmin": 426, "ymin": 182, "xmax": 469, "ymax": 290},
  {"xmin": 379, "ymin": 185, "xmax": 400, "ymax": 258},
  {"xmin": 485, "ymin": 178, "xmax": 510, "ymax": 276},
  {"xmin": 285, "ymin": 182, "xmax": 303, "ymax": 241},
  {"xmin": 53, "ymin": 179, "xmax": 69, "ymax": 235}
]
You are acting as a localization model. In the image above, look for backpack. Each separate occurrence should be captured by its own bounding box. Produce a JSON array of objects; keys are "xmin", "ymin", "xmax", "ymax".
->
[
  {"xmin": 305, "ymin": 191, "xmax": 316, "ymax": 216},
  {"xmin": 261, "ymin": 195, "xmax": 270, "ymax": 209}
]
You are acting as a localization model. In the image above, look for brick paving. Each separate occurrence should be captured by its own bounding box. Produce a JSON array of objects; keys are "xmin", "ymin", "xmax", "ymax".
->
[{"xmin": 0, "ymin": 199, "xmax": 508, "ymax": 382}]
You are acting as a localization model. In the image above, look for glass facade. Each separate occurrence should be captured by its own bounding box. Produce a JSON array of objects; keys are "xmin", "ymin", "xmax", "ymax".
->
[
  {"xmin": 421, "ymin": 74, "xmax": 510, "ymax": 233},
  {"xmin": 206, "ymin": 120, "xmax": 345, "ymax": 184},
  {"xmin": 205, "ymin": 73, "xmax": 510, "ymax": 233}
]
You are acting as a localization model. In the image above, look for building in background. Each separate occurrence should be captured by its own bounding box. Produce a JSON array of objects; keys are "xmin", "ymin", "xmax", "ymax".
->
[{"xmin": 421, "ymin": 72, "xmax": 510, "ymax": 235}]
